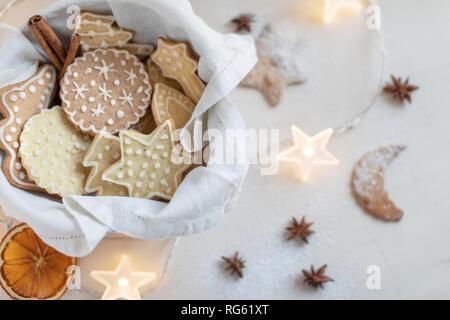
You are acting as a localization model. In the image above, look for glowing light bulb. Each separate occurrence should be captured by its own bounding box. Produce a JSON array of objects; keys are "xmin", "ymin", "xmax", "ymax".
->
[
  {"xmin": 323, "ymin": 0, "xmax": 362, "ymax": 23},
  {"xmin": 303, "ymin": 146, "xmax": 315, "ymax": 157},
  {"xmin": 118, "ymin": 278, "xmax": 129, "ymax": 287},
  {"xmin": 91, "ymin": 255, "xmax": 156, "ymax": 300},
  {"xmin": 278, "ymin": 126, "xmax": 339, "ymax": 181}
]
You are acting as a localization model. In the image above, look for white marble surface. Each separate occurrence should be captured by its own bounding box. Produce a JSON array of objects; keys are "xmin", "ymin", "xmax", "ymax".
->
[{"xmin": 0, "ymin": 0, "xmax": 449, "ymax": 299}]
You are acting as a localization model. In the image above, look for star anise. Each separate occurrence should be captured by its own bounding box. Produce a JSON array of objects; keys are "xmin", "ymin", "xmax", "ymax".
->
[
  {"xmin": 222, "ymin": 252, "xmax": 245, "ymax": 278},
  {"xmin": 231, "ymin": 14, "xmax": 255, "ymax": 33},
  {"xmin": 383, "ymin": 75, "xmax": 418, "ymax": 103},
  {"xmin": 302, "ymin": 265, "xmax": 333, "ymax": 288},
  {"xmin": 286, "ymin": 216, "xmax": 314, "ymax": 243}
]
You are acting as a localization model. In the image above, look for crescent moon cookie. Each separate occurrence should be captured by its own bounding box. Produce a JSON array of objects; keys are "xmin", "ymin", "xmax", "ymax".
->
[
  {"xmin": 152, "ymin": 83, "xmax": 195, "ymax": 129},
  {"xmin": 351, "ymin": 145, "xmax": 406, "ymax": 222},
  {"xmin": 76, "ymin": 11, "xmax": 153, "ymax": 58},
  {"xmin": 102, "ymin": 119, "xmax": 192, "ymax": 200},
  {"xmin": 19, "ymin": 107, "xmax": 91, "ymax": 197},
  {"xmin": 60, "ymin": 48, "xmax": 152, "ymax": 136},
  {"xmin": 151, "ymin": 37, "xmax": 205, "ymax": 104},
  {"xmin": 0, "ymin": 64, "xmax": 56, "ymax": 191},
  {"xmin": 82, "ymin": 131, "xmax": 128, "ymax": 196}
]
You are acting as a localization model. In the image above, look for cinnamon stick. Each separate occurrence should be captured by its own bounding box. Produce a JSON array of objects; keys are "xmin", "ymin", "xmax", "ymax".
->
[
  {"xmin": 28, "ymin": 15, "xmax": 65, "ymax": 71},
  {"xmin": 60, "ymin": 33, "xmax": 81, "ymax": 81},
  {"xmin": 30, "ymin": 15, "xmax": 66, "ymax": 63}
]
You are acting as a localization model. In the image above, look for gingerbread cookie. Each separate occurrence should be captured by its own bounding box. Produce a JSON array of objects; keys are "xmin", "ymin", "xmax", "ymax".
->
[
  {"xmin": 102, "ymin": 119, "xmax": 191, "ymax": 200},
  {"xmin": 76, "ymin": 11, "xmax": 153, "ymax": 58},
  {"xmin": 351, "ymin": 145, "xmax": 406, "ymax": 222},
  {"xmin": 151, "ymin": 38, "xmax": 205, "ymax": 104},
  {"xmin": 146, "ymin": 60, "xmax": 183, "ymax": 92},
  {"xmin": 60, "ymin": 48, "xmax": 152, "ymax": 136},
  {"xmin": 240, "ymin": 24, "xmax": 305, "ymax": 107},
  {"xmin": 0, "ymin": 64, "xmax": 56, "ymax": 191},
  {"xmin": 82, "ymin": 131, "xmax": 128, "ymax": 196},
  {"xmin": 152, "ymin": 83, "xmax": 195, "ymax": 129},
  {"xmin": 19, "ymin": 107, "xmax": 91, "ymax": 197}
]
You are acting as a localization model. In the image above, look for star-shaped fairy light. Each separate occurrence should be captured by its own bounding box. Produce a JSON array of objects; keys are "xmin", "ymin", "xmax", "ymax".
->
[
  {"xmin": 91, "ymin": 255, "xmax": 156, "ymax": 300},
  {"xmin": 323, "ymin": 0, "xmax": 362, "ymax": 23},
  {"xmin": 278, "ymin": 126, "xmax": 338, "ymax": 181}
]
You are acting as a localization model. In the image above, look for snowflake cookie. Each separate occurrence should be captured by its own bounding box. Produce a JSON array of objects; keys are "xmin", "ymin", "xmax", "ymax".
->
[
  {"xmin": 82, "ymin": 131, "xmax": 128, "ymax": 196},
  {"xmin": 102, "ymin": 119, "xmax": 192, "ymax": 200},
  {"xmin": 60, "ymin": 48, "xmax": 152, "ymax": 136},
  {"xmin": 19, "ymin": 107, "xmax": 91, "ymax": 197},
  {"xmin": 0, "ymin": 64, "xmax": 56, "ymax": 191}
]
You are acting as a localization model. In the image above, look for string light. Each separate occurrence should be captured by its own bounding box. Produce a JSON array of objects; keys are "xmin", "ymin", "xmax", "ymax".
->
[
  {"xmin": 91, "ymin": 255, "xmax": 156, "ymax": 300},
  {"xmin": 322, "ymin": 0, "xmax": 362, "ymax": 23},
  {"xmin": 278, "ymin": 126, "xmax": 338, "ymax": 181}
]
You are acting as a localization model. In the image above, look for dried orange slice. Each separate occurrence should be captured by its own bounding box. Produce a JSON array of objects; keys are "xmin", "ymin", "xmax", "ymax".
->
[{"xmin": 0, "ymin": 224, "xmax": 76, "ymax": 300}]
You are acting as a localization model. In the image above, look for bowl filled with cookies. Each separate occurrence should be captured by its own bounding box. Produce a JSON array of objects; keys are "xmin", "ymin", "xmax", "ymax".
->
[{"xmin": 0, "ymin": 0, "xmax": 257, "ymax": 257}]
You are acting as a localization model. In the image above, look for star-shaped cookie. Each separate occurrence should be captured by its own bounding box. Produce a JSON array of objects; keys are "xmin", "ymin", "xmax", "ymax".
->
[
  {"xmin": 102, "ymin": 119, "xmax": 191, "ymax": 200},
  {"xmin": 82, "ymin": 131, "xmax": 128, "ymax": 196},
  {"xmin": 240, "ymin": 24, "xmax": 305, "ymax": 107}
]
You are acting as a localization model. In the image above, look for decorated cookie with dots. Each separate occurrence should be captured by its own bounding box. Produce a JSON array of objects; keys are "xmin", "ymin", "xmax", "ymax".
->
[
  {"xmin": 82, "ymin": 131, "xmax": 128, "ymax": 196},
  {"xmin": 60, "ymin": 48, "xmax": 152, "ymax": 136},
  {"xmin": 102, "ymin": 119, "xmax": 192, "ymax": 200},
  {"xmin": 151, "ymin": 38, "xmax": 205, "ymax": 104},
  {"xmin": 76, "ymin": 11, "xmax": 153, "ymax": 58},
  {"xmin": 19, "ymin": 106, "xmax": 91, "ymax": 197},
  {"xmin": 152, "ymin": 83, "xmax": 195, "ymax": 129},
  {"xmin": 0, "ymin": 64, "xmax": 56, "ymax": 191}
]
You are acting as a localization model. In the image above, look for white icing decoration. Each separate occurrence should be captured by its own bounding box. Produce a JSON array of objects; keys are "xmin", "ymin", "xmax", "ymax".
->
[
  {"xmin": 94, "ymin": 59, "xmax": 116, "ymax": 80},
  {"xmin": 119, "ymin": 89, "xmax": 134, "ymax": 107},
  {"xmin": 125, "ymin": 69, "xmax": 137, "ymax": 85},
  {"xmin": 91, "ymin": 104, "xmax": 105, "ymax": 117},
  {"xmin": 72, "ymin": 82, "xmax": 89, "ymax": 99},
  {"xmin": 98, "ymin": 83, "xmax": 112, "ymax": 101}
]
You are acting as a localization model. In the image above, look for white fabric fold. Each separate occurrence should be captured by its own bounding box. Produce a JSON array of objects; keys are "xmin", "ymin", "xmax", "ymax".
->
[{"xmin": 0, "ymin": 0, "xmax": 256, "ymax": 257}]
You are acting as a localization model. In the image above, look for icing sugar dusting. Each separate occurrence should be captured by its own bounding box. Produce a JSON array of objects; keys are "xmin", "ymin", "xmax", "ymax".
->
[
  {"xmin": 257, "ymin": 24, "xmax": 306, "ymax": 84},
  {"xmin": 352, "ymin": 145, "xmax": 405, "ymax": 198}
]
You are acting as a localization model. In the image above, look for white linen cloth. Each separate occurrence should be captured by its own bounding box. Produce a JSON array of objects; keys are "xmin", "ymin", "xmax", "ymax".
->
[{"xmin": 0, "ymin": 0, "xmax": 256, "ymax": 257}]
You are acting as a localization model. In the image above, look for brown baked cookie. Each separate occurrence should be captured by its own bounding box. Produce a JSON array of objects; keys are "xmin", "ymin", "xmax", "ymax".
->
[
  {"xmin": 0, "ymin": 64, "xmax": 56, "ymax": 191},
  {"xmin": 151, "ymin": 38, "xmax": 205, "ymax": 104},
  {"xmin": 102, "ymin": 119, "xmax": 192, "ymax": 200},
  {"xmin": 60, "ymin": 48, "xmax": 152, "ymax": 136},
  {"xmin": 146, "ymin": 60, "xmax": 183, "ymax": 92},
  {"xmin": 151, "ymin": 83, "xmax": 195, "ymax": 129},
  {"xmin": 351, "ymin": 145, "xmax": 406, "ymax": 222},
  {"xmin": 82, "ymin": 131, "xmax": 128, "ymax": 196},
  {"xmin": 76, "ymin": 11, "xmax": 153, "ymax": 58}
]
